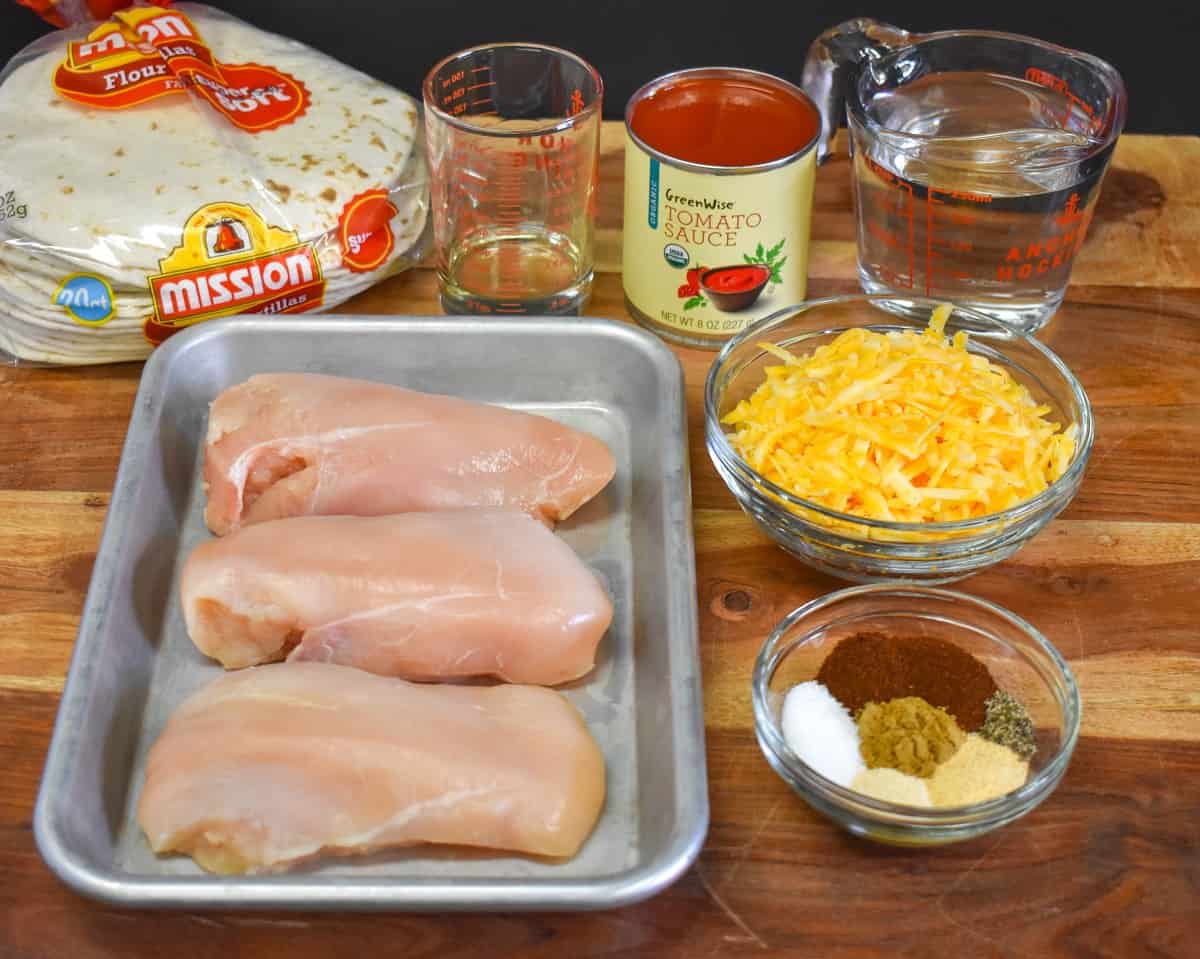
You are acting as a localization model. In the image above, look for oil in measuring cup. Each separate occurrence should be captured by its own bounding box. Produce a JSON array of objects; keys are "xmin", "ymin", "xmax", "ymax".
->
[
  {"xmin": 422, "ymin": 44, "xmax": 603, "ymax": 315},
  {"xmin": 444, "ymin": 124, "xmax": 590, "ymax": 314},
  {"xmin": 852, "ymin": 71, "xmax": 1110, "ymax": 330}
]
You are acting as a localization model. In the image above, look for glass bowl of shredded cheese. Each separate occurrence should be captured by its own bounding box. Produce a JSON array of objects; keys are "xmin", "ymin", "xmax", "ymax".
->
[
  {"xmin": 705, "ymin": 295, "xmax": 1093, "ymax": 583},
  {"xmin": 752, "ymin": 584, "xmax": 1081, "ymax": 846}
]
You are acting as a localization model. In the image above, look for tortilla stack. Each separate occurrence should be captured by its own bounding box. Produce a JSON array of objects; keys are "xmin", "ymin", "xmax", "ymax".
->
[{"xmin": 0, "ymin": 2, "xmax": 430, "ymax": 364}]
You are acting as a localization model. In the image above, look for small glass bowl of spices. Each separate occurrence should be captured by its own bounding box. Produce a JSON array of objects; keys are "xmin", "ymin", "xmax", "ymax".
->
[{"xmin": 752, "ymin": 584, "xmax": 1080, "ymax": 846}]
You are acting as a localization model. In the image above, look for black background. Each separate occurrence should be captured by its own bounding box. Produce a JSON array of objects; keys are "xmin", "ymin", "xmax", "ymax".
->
[{"xmin": 2, "ymin": 1, "xmax": 1198, "ymax": 134}]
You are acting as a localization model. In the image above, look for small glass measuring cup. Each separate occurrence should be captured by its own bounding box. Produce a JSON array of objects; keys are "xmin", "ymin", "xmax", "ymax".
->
[
  {"xmin": 802, "ymin": 19, "xmax": 1127, "ymax": 332},
  {"xmin": 423, "ymin": 43, "xmax": 603, "ymax": 315}
]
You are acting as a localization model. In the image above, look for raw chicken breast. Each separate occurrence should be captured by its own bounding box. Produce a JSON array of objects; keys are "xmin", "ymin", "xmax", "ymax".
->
[
  {"xmin": 137, "ymin": 662, "xmax": 607, "ymax": 872},
  {"xmin": 203, "ymin": 373, "xmax": 615, "ymax": 535},
  {"xmin": 180, "ymin": 509, "xmax": 613, "ymax": 683}
]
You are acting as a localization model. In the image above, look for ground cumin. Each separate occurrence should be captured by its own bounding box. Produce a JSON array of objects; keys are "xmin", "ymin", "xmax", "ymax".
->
[
  {"xmin": 816, "ymin": 632, "xmax": 998, "ymax": 730},
  {"xmin": 857, "ymin": 697, "xmax": 965, "ymax": 777}
]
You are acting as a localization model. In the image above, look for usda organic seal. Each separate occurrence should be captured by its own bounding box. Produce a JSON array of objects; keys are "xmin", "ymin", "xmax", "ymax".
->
[{"xmin": 663, "ymin": 244, "xmax": 689, "ymax": 268}]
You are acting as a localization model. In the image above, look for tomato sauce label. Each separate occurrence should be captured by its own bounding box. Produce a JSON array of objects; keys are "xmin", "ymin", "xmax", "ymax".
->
[
  {"xmin": 622, "ymin": 132, "xmax": 816, "ymax": 343},
  {"xmin": 53, "ymin": 6, "xmax": 310, "ymax": 133},
  {"xmin": 144, "ymin": 201, "xmax": 325, "ymax": 345}
]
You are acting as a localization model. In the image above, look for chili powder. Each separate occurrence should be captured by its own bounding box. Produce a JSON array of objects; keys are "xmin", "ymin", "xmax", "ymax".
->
[{"xmin": 816, "ymin": 632, "xmax": 998, "ymax": 730}]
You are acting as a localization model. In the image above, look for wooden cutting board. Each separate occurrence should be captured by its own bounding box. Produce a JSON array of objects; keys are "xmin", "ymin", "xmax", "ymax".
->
[{"xmin": 2, "ymin": 125, "xmax": 1198, "ymax": 957}]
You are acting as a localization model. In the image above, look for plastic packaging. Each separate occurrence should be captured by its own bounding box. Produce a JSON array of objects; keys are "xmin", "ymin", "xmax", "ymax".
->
[{"xmin": 0, "ymin": 1, "xmax": 430, "ymax": 364}]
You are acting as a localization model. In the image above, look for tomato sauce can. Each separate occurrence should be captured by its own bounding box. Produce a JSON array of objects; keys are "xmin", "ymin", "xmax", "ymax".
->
[{"xmin": 623, "ymin": 67, "xmax": 821, "ymax": 348}]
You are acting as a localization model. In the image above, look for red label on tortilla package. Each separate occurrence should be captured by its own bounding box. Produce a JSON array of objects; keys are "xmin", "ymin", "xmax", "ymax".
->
[
  {"xmin": 144, "ymin": 201, "xmax": 325, "ymax": 345},
  {"xmin": 187, "ymin": 61, "xmax": 309, "ymax": 132},
  {"xmin": 338, "ymin": 190, "xmax": 399, "ymax": 273},
  {"xmin": 52, "ymin": 6, "xmax": 310, "ymax": 132}
]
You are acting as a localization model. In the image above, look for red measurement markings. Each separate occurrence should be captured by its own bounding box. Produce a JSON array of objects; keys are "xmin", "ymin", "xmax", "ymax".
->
[
  {"xmin": 438, "ymin": 65, "xmax": 495, "ymax": 116},
  {"xmin": 867, "ymin": 220, "xmax": 907, "ymax": 251},
  {"xmin": 903, "ymin": 184, "xmax": 915, "ymax": 290},
  {"xmin": 1024, "ymin": 67, "xmax": 1096, "ymax": 131},
  {"xmin": 491, "ymin": 144, "xmax": 527, "ymax": 311},
  {"xmin": 868, "ymin": 170, "xmax": 912, "ymax": 286},
  {"xmin": 925, "ymin": 191, "xmax": 943, "ymax": 294},
  {"xmin": 930, "ymin": 237, "xmax": 973, "ymax": 253},
  {"xmin": 925, "ymin": 189, "xmax": 980, "ymax": 293},
  {"xmin": 931, "ymin": 210, "xmax": 979, "ymax": 227},
  {"xmin": 462, "ymin": 129, "xmax": 589, "ymax": 310}
]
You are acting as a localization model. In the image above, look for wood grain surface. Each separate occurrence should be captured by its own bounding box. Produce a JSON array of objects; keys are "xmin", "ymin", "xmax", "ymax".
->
[{"xmin": 2, "ymin": 124, "xmax": 1198, "ymax": 958}]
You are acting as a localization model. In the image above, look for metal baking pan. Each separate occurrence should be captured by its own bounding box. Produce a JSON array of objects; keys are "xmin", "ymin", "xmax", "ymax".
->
[{"xmin": 33, "ymin": 314, "xmax": 707, "ymax": 911}]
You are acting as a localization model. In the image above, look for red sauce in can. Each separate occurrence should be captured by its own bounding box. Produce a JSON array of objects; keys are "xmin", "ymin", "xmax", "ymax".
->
[{"xmin": 628, "ymin": 74, "xmax": 820, "ymax": 167}]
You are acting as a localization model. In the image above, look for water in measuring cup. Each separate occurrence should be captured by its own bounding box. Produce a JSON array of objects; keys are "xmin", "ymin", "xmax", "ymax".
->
[{"xmin": 852, "ymin": 71, "xmax": 1109, "ymax": 330}]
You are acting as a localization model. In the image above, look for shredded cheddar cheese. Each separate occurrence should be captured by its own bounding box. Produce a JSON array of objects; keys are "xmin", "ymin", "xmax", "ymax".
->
[{"xmin": 721, "ymin": 307, "xmax": 1076, "ymax": 527}]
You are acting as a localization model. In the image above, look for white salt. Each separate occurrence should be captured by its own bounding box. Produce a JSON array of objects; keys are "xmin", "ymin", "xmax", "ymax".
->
[{"xmin": 780, "ymin": 680, "xmax": 864, "ymax": 787}]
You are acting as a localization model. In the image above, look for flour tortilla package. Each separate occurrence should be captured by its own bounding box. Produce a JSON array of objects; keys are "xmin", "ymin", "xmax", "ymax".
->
[{"xmin": 0, "ymin": 1, "xmax": 430, "ymax": 364}]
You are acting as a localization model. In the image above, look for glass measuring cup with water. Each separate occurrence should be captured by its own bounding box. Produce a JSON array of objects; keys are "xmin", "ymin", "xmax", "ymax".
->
[
  {"xmin": 802, "ymin": 19, "xmax": 1127, "ymax": 331},
  {"xmin": 423, "ymin": 43, "xmax": 603, "ymax": 315}
]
